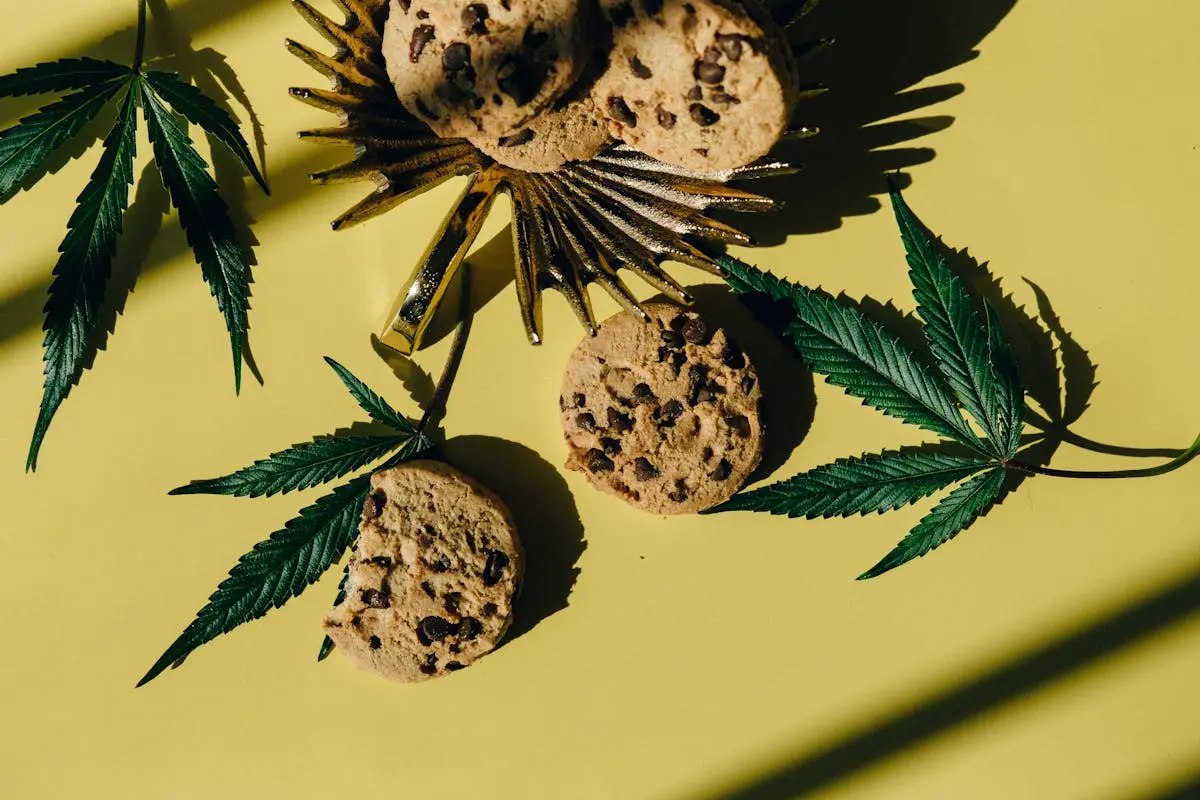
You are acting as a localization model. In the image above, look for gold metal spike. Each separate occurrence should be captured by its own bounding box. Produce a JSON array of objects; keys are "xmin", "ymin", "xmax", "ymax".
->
[{"xmin": 288, "ymin": 0, "xmax": 810, "ymax": 355}]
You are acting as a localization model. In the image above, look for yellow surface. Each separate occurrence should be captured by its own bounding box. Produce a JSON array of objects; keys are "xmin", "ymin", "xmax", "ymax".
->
[{"xmin": 2, "ymin": 1, "xmax": 1199, "ymax": 798}]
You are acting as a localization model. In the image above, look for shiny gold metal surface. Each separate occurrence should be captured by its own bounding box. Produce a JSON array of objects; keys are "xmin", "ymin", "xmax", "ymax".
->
[{"xmin": 288, "ymin": 0, "xmax": 803, "ymax": 354}]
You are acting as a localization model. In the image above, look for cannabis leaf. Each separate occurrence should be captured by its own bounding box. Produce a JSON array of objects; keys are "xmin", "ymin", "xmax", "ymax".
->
[
  {"xmin": 859, "ymin": 468, "xmax": 1005, "ymax": 579},
  {"xmin": 718, "ymin": 185, "xmax": 1200, "ymax": 579},
  {"xmin": 6, "ymin": 1, "xmax": 266, "ymax": 471},
  {"xmin": 723, "ymin": 248, "xmax": 985, "ymax": 451},
  {"xmin": 140, "ymin": 358, "xmax": 435, "ymax": 687},
  {"xmin": 324, "ymin": 355, "xmax": 420, "ymax": 435},
  {"xmin": 710, "ymin": 451, "xmax": 993, "ymax": 518},
  {"xmin": 169, "ymin": 435, "xmax": 413, "ymax": 499},
  {"xmin": 891, "ymin": 183, "xmax": 1020, "ymax": 457}
]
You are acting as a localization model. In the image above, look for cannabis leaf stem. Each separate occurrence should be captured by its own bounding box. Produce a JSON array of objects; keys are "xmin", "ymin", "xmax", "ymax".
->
[
  {"xmin": 134, "ymin": 0, "xmax": 149, "ymax": 72},
  {"xmin": 1005, "ymin": 433, "xmax": 1200, "ymax": 479}
]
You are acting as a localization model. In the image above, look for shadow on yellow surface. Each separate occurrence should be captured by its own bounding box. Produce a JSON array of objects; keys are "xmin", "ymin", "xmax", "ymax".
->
[
  {"xmin": 742, "ymin": 0, "xmax": 1019, "ymax": 244},
  {"xmin": 444, "ymin": 435, "xmax": 586, "ymax": 644},
  {"xmin": 702, "ymin": 560, "xmax": 1200, "ymax": 800}
]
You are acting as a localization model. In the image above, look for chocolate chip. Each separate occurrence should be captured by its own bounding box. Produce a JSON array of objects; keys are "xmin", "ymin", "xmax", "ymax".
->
[
  {"xmin": 695, "ymin": 388, "xmax": 714, "ymax": 404},
  {"xmin": 419, "ymin": 616, "xmax": 454, "ymax": 643},
  {"xmin": 656, "ymin": 346, "xmax": 671, "ymax": 363},
  {"xmin": 483, "ymin": 550, "xmax": 510, "ymax": 585},
  {"xmin": 419, "ymin": 654, "xmax": 438, "ymax": 675},
  {"xmin": 607, "ymin": 407, "xmax": 634, "ymax": 432},
  {"xmin": 496, "ymin": 56, "xmax": 540, "ymax": 106},
  {"xmin": 446, "ymin": 661, "xmax": 465, "ymax": 671},
  {"xmin": 633, "ymin": 383, "xmax": 658, "ymax": 405},
  {"xmin": 702, "ymin": 446, "xmax": 714, "ymax": 461},
  {"xmin": 458, "ymin": 617, "xmax": 482, "ymax": 640},
  {"xmin": 689, "ymin": 364, "xmax": 709, "ymax": 384},
  {"xmin": 689, "ymin": 104, "xmax": 720, "ymax": 126},
  {"xmin": 586, "ymin": 449, "xmax": 615, "ymax": 473},
  {"xmin": 682, "ymin": 317, "xmax": 709, "ymax": 344},
  {"xmin": 442, "ymin": 42, "xmax": 471, "ymax": 71},
  {"xmin": 483, "ymin": 602, "xmax": 498, "ymax": 616},
  {"xmin": 633, "ymin": 458, "xmax": 659, "ymax": 480},
  {"xmin": 716, "ymin": 33, "xmax": 744, "ymax": 61},
  {"xmin": 659, "ymin": 399, "xmax": 684, "ymax": 426},
  {"xmin": 362, "ymin": 490, "xmax": 386, "ymax": 520},
  {"xmin": 416, "ymin": 9, "xmax": 429, "ymax": 19},
  {"xmin": 694, "ymin": 147, "xmax": 709, "ymax": 156},
  {"xmin": 630, "ymin": 55, "xmax": 652, "ymax": 79},
  {"xmin": 498, "ymin": 128, "xmax": 534, "ymax": 147},
  {"xmin": 600, "ymin": 437, "xmax": 622, "ymax": 456},
  {"xmin": 727, "ymin": 415, "xmax": 751, "ymax": 437},
  {"xmin": 668, "ymin": 480, "xmax": 689, "ymax": 503},
  {"xmin": 523, "ymin": 24, "xmax": 551, "ymax": 51},
  {"xmin": 660, "ymin": 329, "xmax": 685, "ymax": 348},
  {"xmin": 430, "ymin": 555, "xmax": 452, "ymax": 572},
  {"xmin": 610, "ymin": 1, "xmax": 634, "ymax": 26},
  {"xmin": 711, "ymin": 91, "xmax": 740, "ymax": 105},
  {"xmin": 576, "ymin": 412, "xmax": 597, "ymax": 432},
  {"xmin": 695, "ymin": 60, "xmax": 725, "ymax": 84},
  {"xmin": 686, "ymin": 85, "xmax": 703, "ymax": 102},
  {"xmin": 559, "ymin": 395, "xmax": 567, "ymax": 410},
  {"xmin": 443, "ymin": 591, "xmax": 462, "ymax": 615},
  {"xmin": 607, "ymin": 96, "xmax": 638, "ymax": 129},
  {"xmin": 722, "ymin": 344, "xmax": 745, "ymax": 368},
  {"xmin": 449, "ymin": 643, "xmax": 461, "ymax": 654},
  {"xmin": 397, "ymin": 0, "xmax": 411, "ymax": 11},
  {"xmin": 409, "ymin": 25, "xmax": 435, "ymax": 63},
  {"xmin": 669, "ymin": 351, "xmax": 687, "ymax": 377},
  {"xmin": 656, "ymin": 105, "xmax": 677, "ymax": 128},
  {"xmin": 369, "ymin": 635, "xmax": 382, "ymax": 649},
  {"xmin": 360, "ymin": 588, "xmax": 389, "ymax": 609},
  {"xmin": 462, "ymin": 3, "xmax": 489, "ymax": 34},
  {"xmin": 741, "ymin": 375, "xmax": 756, "ymax": 394},
  {"xmin": 644, "ymin": 0, "xmax": 663, "ymax": 13},
  {"xmin": 574, "ymin": 392, "xmax": 587, "ymax": 408},
  {"xmin": 369, "ymin": 556, "xmax": 393, "ymax": 569},
  {"xmin": 465, "ymin": 530, "xmax": 476, "ymax": 552},
  {"xmin": 351, "ymin": 616, "xmax": 362, "ymax": 628},
  {"xmin": 710, "ymin": 459, "xmax": 732, "ymax": 481},
  {"xmin": 421, "ymin": 581, "xmax": 436, "ymax": 598},
  {"xmin": 499, "ymin": 0, "xmax": 511, "ymax": 8}
]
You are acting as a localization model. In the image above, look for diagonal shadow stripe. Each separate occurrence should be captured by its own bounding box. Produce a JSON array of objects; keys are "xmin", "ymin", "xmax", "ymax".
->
[
  {"xmin": 702, "ymin": 562, "xmax": 1200, "ymax": 800},
  {"xmin": 0, "ymin": 145, "xmax": 342, "ymax": 348}
]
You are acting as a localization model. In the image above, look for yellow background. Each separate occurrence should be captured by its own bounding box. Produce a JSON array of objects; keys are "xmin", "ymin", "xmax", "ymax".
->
[{"xmin": 2, "ymin": 1, "xmax": 1199, "ymax": 798}]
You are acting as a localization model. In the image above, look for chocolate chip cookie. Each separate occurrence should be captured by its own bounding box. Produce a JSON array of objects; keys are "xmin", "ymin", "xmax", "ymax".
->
[
  {"xmin": 382, "ymin": 0, "xmax": 594, "ymax": 139},
  {"xmin": 469, "ymin": 93, "xmax": 612, "ymax": 172},
  {"xmin": 559, "ymin": 303, "xmax": 763, "ymax": 514},
  {"xmin": 590, "ymin": 0, "xmax": 797, "ymax": 171},
  {"xmin": 324, "ymin": 460, "xmax": 523, "ymax": 682}
]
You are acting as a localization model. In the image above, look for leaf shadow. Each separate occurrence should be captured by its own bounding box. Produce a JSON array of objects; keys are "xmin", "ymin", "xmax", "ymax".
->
[
  {"xmin": 733, "ymin": 0, "xmax": 1019, "ymax": 245},
  {"xmin": 441, "ymin": 435, "xmax": 586, "ymax": 645}
]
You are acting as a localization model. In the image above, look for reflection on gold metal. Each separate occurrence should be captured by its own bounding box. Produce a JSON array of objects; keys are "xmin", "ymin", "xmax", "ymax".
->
[{"xmin": 288, "ymin": 0, "xmax": 805, "ymax": 354}]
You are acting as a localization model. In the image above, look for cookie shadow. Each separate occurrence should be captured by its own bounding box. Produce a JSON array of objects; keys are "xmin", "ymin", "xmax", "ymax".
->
[
  {"xmin": 651, "ymin": 285, "xmax": 818, "ymax": 483},
  {"xmin": 443, "ymin": 435, "xmax": 586, "ymax": 644}
]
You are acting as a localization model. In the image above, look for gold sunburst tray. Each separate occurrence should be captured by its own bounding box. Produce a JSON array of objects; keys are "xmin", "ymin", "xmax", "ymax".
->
[{"xmin": 287, "ymin": 0, "xmax": 814, "ymax": 354}]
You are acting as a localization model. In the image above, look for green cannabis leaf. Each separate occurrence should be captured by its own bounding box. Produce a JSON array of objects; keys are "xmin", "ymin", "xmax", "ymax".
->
[
  {"xmin": 140, "ymin": 359, "xmax": 435, "ymax": 687},
  {"xmin": 141, "ymin": 266, "xmax": 473, "ymax": 686},
  {"xmin": 717, "ymin": 184, "xmax": 1200, "ymax": 578},
  {"xmin": 138, "ymin": 474, "xmax": 372, "ymax": 688},
  {"xmin": 5, "ymin": 0, "xmax": 266, "ymax": 471}
]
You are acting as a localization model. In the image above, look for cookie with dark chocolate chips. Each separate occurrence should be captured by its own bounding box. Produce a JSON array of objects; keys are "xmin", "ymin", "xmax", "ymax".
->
[
  {"xmin": 589, "ymin": 0, "xmax": 797, "ymax": 171},
  {"xmin": 324, "ymin": 460, "xmax": 523, "ymax": 682},
  {"xmin": 382, "ymin": 0, "xmax": 594, "ymax": 139},
  {"xmin": 559, "ymin": 304, "xmax": 764, "ymax": 514}
]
